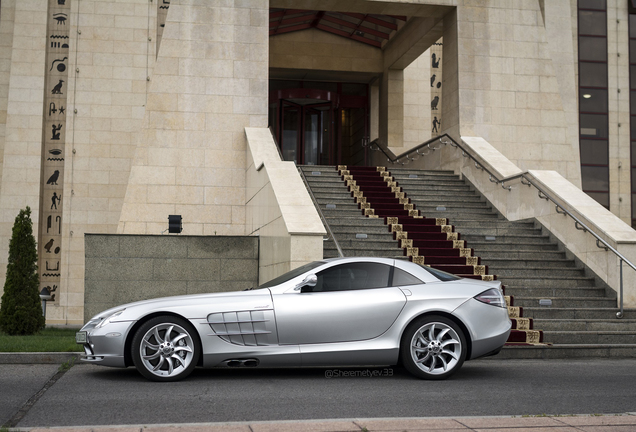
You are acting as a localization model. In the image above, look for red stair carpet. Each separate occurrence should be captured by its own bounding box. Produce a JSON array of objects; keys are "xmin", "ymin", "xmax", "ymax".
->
[{"xmin": 336, "ymin": 165, "xmax": 545, "ymax": 346}]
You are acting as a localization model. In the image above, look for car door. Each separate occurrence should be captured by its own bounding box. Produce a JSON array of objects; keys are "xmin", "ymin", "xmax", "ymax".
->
[{"xmin": 272, "ymin": 262, "xmax": 407, "ymax": 345}]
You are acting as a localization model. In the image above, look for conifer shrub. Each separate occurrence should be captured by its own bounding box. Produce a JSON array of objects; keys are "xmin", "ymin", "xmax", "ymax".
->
[{"xmin": 0, "ymin": 207, "xmax": 45, "ymax": 335}]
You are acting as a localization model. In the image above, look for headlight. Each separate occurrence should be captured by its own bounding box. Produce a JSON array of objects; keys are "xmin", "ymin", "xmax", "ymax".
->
[
  {"xmin": 474, "ymin": 288, "xmax": 506, "ymax": 308},
  {"xmin": 94, "ymin": 309, "xmax": 126, "ymax": 329}
]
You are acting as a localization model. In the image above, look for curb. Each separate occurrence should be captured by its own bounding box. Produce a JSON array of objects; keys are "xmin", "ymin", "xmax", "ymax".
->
[
  {"xmin": 0, "ymin": 352, "xmax": 80, "ymax": 364},
  {"xmin": 8, "ymin": 413, "xmax": 636, "ymax": 431}
]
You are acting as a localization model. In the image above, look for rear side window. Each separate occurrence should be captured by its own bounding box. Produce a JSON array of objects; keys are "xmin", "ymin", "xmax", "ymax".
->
[
  {"xmin": 392, "ymin": 267, "xmax": 423, "ymax": 286},
  {"xmin": 417, "ymin": 264, "xmax": 461, "ymax": 281}
]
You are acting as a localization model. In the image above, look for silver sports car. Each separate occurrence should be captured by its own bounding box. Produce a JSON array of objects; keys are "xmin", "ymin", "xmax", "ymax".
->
[{"xmin": 76, "ymin": 257, "xmax": 511, "ymax": 381}]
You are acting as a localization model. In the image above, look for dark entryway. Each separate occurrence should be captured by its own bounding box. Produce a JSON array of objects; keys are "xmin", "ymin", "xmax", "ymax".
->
[{"xmin": 269, "ymin": 80, "xmax": 370, "ymax": 166}]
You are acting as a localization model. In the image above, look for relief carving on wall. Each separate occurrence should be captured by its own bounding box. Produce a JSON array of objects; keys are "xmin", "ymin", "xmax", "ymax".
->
[
  {"xmin": 430, "ymin": 40, "xmax": 443, "ymax": 136},
  {"xmin": 39, "ymin": 0, "xmax": 71, "ymax": 303}
]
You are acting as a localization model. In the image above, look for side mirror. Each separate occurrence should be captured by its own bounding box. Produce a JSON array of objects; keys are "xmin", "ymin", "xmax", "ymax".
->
[{"xmin": 294, "ymin": 274, "xmax": 317, "ymax": 291}]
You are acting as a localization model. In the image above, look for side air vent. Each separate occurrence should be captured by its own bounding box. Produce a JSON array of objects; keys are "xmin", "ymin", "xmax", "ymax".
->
[{"xmin": 207, "ymin": 310, "xmax": 277, "ymax": 346}]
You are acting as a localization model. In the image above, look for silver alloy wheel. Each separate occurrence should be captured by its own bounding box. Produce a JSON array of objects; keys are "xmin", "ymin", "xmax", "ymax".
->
[
  {"xmin": 139, "ymin": 323, "xmax": 194, "ymax": 378},
  {"xmin": 409, "ymin": 321, "xmax": 462, "ymax": 376}
]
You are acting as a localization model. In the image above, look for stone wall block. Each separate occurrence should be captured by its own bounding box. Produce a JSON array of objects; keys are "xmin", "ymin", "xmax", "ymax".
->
[
  {"xmin": 187, "ymin": 235, "xmax": 258, "ymax": 258},
  {"xmin": 85, "ymin": 234, "xmax": 120, "ymax": 257},
  {"xmin": 152, "ymin": 258, "xmax": 220, "ymax": 281},
  {"xmin": 219, "ymin": 258, "xmax": 258, "ymax": 281},
  {"xmin": 124, "ymin": 280, "xmax": 188, "ymax": 303},
  {"xmin": 85, "ymin": 257, "xmax": 154, "ymax": 281},
  {"xmin": 119, "ymin": 235, "xmax": 188, "ymax": 258}
]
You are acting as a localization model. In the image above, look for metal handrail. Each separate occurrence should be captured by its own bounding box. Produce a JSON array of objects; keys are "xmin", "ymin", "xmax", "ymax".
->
[
  {"xmin": 367, "ymin": 134, "xmax": 522, "ymax": 190},
  {"xmin": 297, "ymin": 167, "xmax": 344, "ymax": 258},
  {"xmin": 518, "ymin": 174, "xmax": 632, "ymax": 319},
  {"xmin": 371, "ymin": 133, "xmax": 633, "ymax": 318},
  {"xmin": 366, "ymin": 134, "xmax": 449, "ymax": 165}
]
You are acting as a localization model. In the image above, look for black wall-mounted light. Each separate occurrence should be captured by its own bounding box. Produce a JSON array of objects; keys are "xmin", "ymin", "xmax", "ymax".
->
[{"xmin": 168, "ymin": 215, "xmax": 182, "ymax": 233}]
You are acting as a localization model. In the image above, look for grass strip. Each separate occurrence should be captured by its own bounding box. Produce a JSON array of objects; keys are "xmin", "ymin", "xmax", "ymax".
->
[{"xmin": 0, "ymin": 327, "xmax": 81, "ymax": 352}]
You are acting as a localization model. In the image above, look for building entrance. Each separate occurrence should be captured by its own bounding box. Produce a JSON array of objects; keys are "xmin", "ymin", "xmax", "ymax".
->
[{"xmin": 269, "ymin": 81, "xmax": 369, "ymax": 166}]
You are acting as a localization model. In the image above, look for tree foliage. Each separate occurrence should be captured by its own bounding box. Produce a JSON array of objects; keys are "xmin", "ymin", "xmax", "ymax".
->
[{"xmin": 0, "ymin": 207, "xmax": 44, "ymax": 335}]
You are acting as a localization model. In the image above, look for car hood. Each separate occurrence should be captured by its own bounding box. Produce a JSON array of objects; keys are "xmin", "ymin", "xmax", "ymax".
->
[{"xmin": 88, "ymin": 288, "xmax": 272, "ymax": 323}]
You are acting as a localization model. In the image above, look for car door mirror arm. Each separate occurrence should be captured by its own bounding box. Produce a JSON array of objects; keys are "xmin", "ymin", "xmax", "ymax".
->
[{"xmin": 293, "ymin": 274, "xmax": 317, "ymax": 291}]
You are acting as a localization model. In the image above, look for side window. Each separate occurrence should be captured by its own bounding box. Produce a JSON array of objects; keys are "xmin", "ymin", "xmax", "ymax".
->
[
  {"xmin": 392, "ymin": 267, "xmax": 424, "ymax": 286},
  {"xmin": 312, "ymin": 263, "xmax": 392, "ymax": 292}
]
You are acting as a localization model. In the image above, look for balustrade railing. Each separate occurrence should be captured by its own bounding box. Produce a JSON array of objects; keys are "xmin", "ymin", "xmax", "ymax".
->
[{"xmin": 365, "ymin": 134, "xmax": 633, "ymax": 318}]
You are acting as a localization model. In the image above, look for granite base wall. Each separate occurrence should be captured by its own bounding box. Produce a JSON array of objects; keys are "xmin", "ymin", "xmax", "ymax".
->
[{"xmin": 84, "ymin": 235, "xmax": 259, "ymax": 321}]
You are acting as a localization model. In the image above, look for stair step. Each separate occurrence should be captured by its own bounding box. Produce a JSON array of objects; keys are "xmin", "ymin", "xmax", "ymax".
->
[
  {"xmin": 324, "ymin": 240, "xmax": 399, "ymax": 250},
  {"xmin": 545, "ymin": 331, "xmax": 636, "ymax": 344},
  {"xmin": 330, "ymin": 226, "xmax": 393, "ymax": 235},
  {"xmin": 402, "ymin": 185, "xmax": 473, "ymax": 192},
  {"xmin": 453, "ymin": 227, "xmax": 542, "ymax": 236},
  {"xmin": 492, "ymin": 268, "xmax": 586, "ymax": 278},
  {"xmin": 490, "ymin": 344, "xmax": 636, "ymax": 359},
  {"xmin": 522, "ymin": 308, "xmax": 633, "ymax": 320},
  {"xmin": 450, "ymin": 219, "xmax": 534, "ymax": 227},
  {"xmin": 470, "ymin": 242, "xmax": 560, "ymax": 251},
  {"xmin": 512, "ymin": 297, "xmax": 617, "ymax": 308},
  {"xmin": 414, "ymin": 202, "xmax": 492, "ymax": 211},
  {"xmin": 323, "ymin": 248, "xmax": 403, "ymax": 258},
  {"xmin": 476, "ymin": 251, "xmax": 566, "ymax": 260},
  {"xmin": 463, "ymin": 234, "xmax": 552, "ymax": 243},
  {"xmin": 323, "ymin": 218, "xmax": 387, "ymax": 227},
  {"xmin": 496, "ymin": 277, "xmax": 596, "ymax": 288},
  {"xmin": 394, "ymin": 180, "xmax": 473, "ymax": 188},
  {"xmin": 331, "ymin": 233, "xmax": 397, "ymax": 242},
  {"xmin": 503, "ymin": 286, "xmax": 608, "ymax": 298},
  {"xmin": 485, "ymin": 259, "xmax": 575, "ymax": 268},
  {"xmin": 534, "ymin": 319, "xmax": 636, "ymax": 331},
  {"xmin": 387, "ymin": 168, "xmax": 457, "ymax": 176}
]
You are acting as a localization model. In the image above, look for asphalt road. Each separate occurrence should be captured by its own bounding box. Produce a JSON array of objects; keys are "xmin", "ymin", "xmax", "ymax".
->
[
  {"xmin": 0, "ymin": 364, "xmax": 59, "ymax": 426},
  {"xmin": 5, "ymin": 359, "xmax": 636, "ymax": 428}
]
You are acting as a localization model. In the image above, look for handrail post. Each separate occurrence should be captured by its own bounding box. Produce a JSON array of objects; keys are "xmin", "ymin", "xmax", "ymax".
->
[{"xmin": 618, "ymin": 259, "xmax": 624, "ymax": 319}]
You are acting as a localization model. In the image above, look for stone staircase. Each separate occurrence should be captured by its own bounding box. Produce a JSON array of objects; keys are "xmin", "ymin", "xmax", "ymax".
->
[{"xmin": 300, "ymin": 164, "xmax": 636, "ymax": 358}]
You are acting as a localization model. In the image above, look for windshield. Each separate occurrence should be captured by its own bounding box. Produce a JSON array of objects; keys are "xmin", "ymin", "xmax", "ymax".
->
[
  {"xmin": 416, "ymin": 264, "xmax": 461, "ymax": 281},
  {"xmin": 257, "ymin": 261, "xmax": 326, "ymax": 289}
]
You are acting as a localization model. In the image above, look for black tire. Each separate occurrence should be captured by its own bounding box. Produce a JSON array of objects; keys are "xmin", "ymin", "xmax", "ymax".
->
[
  {"xmin": 131, "ymin": 315, "xmax": 200, "ymax": 382},
  {"xmin": 400, "ymin": 315, "xmax": 467, "ymax": 380}
]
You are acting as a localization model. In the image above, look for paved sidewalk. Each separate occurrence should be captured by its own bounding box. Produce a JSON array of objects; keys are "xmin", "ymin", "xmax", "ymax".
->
[{"xmin": 16, "ymin": 414, "xmax": 636, "ymax": 431}]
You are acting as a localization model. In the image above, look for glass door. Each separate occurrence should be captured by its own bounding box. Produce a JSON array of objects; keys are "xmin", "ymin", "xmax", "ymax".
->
[
  {"xmin": 279, "ymin": 100, "xmax": 333, "ymax": 165},
  {"xmin": 270, "ymin": 83, "xmax": 370, "ymax": 166},
  {"xmin": 281, "ymin": 100, "xmax": 301, "ymax": 163},
  {"xmin": 338, "ymin": 107, "xmax": 368, "ymax": 166},
  {"xmin": 303, "ymin": 103, "xmax": 332, "ymax": 165}
]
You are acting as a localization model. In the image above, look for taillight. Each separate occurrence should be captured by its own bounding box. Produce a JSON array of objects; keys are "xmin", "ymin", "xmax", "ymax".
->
[{"xmin": 474, "ymin": 288, "xmax": 506, "ymax": 308}]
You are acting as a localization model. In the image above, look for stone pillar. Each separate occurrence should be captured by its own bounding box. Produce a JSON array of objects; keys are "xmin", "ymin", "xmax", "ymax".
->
[
  {"xmin": 441, "ymin": 9, "xmax": 459, "ymax": 140},
  {"xmin": 379, "ymin": 68, "xmax": 404, "ymax": 150}
]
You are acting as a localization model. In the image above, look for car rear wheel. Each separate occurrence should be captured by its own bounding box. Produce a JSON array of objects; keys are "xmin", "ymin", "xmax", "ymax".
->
[
  {"xmin": 401, "ymin": 315, "xmax": 467, "ymax": 380},
  {"xmin": 131, "ymin": 316, "xmax": 200, "ymax": 382}
]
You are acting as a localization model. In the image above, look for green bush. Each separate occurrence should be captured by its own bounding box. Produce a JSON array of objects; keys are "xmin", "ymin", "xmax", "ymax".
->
[{"xmin": 0, "ymin": 207, "xmax": 44, "ymax": 335}]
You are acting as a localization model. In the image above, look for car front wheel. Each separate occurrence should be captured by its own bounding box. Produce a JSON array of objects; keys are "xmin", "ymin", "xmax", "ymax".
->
[
  {"xmin": 131, "ymin": 316, "xmax": 200, "ymax": 382},
  {"xmin": 401, "ymin": 315, "xmax": 467, "ymax": 380}
]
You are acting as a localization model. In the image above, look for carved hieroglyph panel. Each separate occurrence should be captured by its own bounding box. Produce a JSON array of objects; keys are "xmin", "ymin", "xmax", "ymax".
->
[
  {"xmin": 430, "ymin": 39, "xmax": 442, "ymax": 136},
  {"xmin": 39, "ymin": 0, "xmax": 71, "ymax": 302},
  {"xmin": 157, "ymin": 0, "xmax": 171, "ymax": 54}
]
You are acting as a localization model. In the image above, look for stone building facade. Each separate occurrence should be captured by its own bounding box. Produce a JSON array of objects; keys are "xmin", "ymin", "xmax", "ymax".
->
[{"xmin": 0, "ymin": 0, "xmax": 633, "ymax": 324}]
